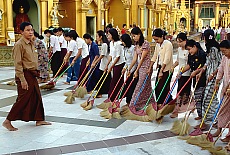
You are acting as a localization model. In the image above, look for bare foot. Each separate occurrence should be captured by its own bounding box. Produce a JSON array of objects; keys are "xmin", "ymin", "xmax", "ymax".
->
[
  {"xmin": 36, "ymin": 121, "xmax": 52, "ymax": 126},
  {"xmin": 221, "ymin": 136, "xmax": 230, "ymax": 143},
  {"xmin": 96, "ymin": 94, "xmax": 102, "ymax": 98},
  {"xmin": 2, "ymin": 120, "xmax": 18, "ymax": 131},
  {"xmin": 63, "ymin": 82, "xmax": 70, "ymax": 85},
  {"xmin": 194, "ymin": 116, "xmax": 202, "ymax": 120}
]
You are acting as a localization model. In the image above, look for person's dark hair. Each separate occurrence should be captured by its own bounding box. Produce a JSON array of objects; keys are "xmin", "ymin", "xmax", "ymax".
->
[
  {"xmin": 83, "ymin": 33, "xmax": 94, "ymax": 41},
  {"xmin": 219, "ymin": 40, "xmax": 230, "ymax": 49},
  {"xmin": 108, "ymin": 28, "xmax": 120, "ymax": 41},
  {"xmin": 106, "ymin": 24, "xmax": 113, "ymax": 29},
  {"xmin": 123, "ymin": 24, "xmax": 127, "ymax": 28},
  {"xmin": 185, "ymin": 39, "xmax": 204, "ymax": 51},
  {"xmin": 57, "ymin": 27, "xmax": 64, "ymax": 32},
  {"xmin": 121, "ymin": 34, "xmax": 132, "ymax": 48},
  {"xmin": 64, "ymin": 32, "xmax": 70, "ymax": 37},
  {"xmin": 53, "ymin": 28, "xmax": 58, "ymax": 33},
  {"xmin": 34, "ymin": 31, "xmax": 39, "ymax": 38},
  {"xmin": 38, "ymin": 35, "xmax": 44, "ymax": 40},
  {"xmin": 97, "ymin": 30, "xmax": 109, "ymax": 44},
  {"xmin": 177, "ymin": 32, "xmax": 187, "ymax": 41},
  {"xmin": 20, "ymin": 22, "xmax": 33, "ymax": 31},
  {"xmin": 44, "ymin": 29, "xmax": 54, "ymax": 35},
  {"xmin": 204, "ymin": 29, "xmax": 220, "ymax": 53},
  {"xmin": 69, "ymin": 30, "xmax": 78, "ymax": 40},
  {"xmin": 152, "ymin": 28, "xmax": 166, "ymax": 39},
  {"xmin": 131, "ymin": 27, "xmax": 144, "ymax": 46}
]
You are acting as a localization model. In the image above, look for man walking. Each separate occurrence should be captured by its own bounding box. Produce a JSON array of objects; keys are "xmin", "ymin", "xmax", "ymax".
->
[{"xmin": 2, "ymin": 22, "xmax": 51, "ymax": 131}]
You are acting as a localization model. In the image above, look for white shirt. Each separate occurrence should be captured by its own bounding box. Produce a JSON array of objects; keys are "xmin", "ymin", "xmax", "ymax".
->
[
  {"xmin": 217, "ymin": 28, "xmax": 222, "ymax": 34},
  {"xmin": 50, "ymin": 35, "xmax": 61, "ymax": 53},
  {"xmin": 68, "ymin": 40, "xmax": 78, "ymax": 58},
  {"xmin": 124, "ymin": 45, "xmax": 137, "ymax": 73},
  {"xmin": 177, "ymin": 47, "xmax": 190, "ymax": 76},
  {"xmin": 58, "ymin": 34, "xmax": 67, "ymax": 48},
  {"xmin": 76, "ymin": 37, "xmax": 89, "ymax": 58},
  {"xmin": 109, "ymin": 41, "xmax": 125, "ymax": 66},
  {"xmin": 99, "ymin": 43, "xmax": 109, "ymax": 71}
]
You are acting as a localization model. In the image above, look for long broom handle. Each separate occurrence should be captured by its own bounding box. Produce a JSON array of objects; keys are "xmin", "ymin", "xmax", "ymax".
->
[
  {"xmin": 78, "ymin": 68, "xmax": 93, "ymax": 87},
  {"xmin": 162, "ymin": 67, "xmax": 184, "ymax": 105},
  {"xmin": 117, "ymin": 78, "xmax": 135, "ymax": 103},
  {"xmin": 108, "ymin": 67, "xmax": 127, "ymax": 100},
  {"xmin": 206, "ymin": 96, "xmax": 225, "ymax": 135},
  {"xmin": 52, "ymin": 61, "xmax": 66, "ymax": 80},
  {"xmin": 156, "ymin": 72, "xmax": 173, "ymax": 102},
  {"xmin": 214, "ymin": 121, "xmax": 230, "ymax": 145},
  {"xmin": 83, "ymin": 64, "xmax": 98, "ymax": 87},
  {"xmin": 199, "ymin": 89, "xmax": 217, "ymax": 128},
  {"xmin": 142, "ymin": 79, "xmax": 160, "ymax": 110},
  {"xmin": 54, "ymin": 65, "xmax": 72, "ymax": 82},
  {"xmin": 111, "ymin": 75, "xmax": 131, "ymax": 106},
  {"xmin": 93, "ymin": 72, "xmax": 110, "ymax": 99},
  {"xmin": 87, "ymin": 71, "xmax": 106, "ymax": 100},
  {"xmin": 133, "ymin": 74, "xmax": 149, "ymax": 106},
  {"xmin": 72, "ymin": 60, "xmax": 90, "ymax": 90}
]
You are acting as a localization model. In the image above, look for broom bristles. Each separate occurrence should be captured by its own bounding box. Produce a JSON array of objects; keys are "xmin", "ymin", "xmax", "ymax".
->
[
  {"xmin": 137, "ymin": 115, "xmax": 151, "ymax": 122},
  {"xmin": 64, "ymin": 94, "xmax": 75, "ymax": 104},
  {"xmin": 159, "ymin": 104, "xmax": 176, "ymax": 116},
  {"xmin": 146, "ymin": 105, "xmax": 157, "ymax": 121},
  {"xmin": 64, "ymin": 91, "xmax": 72, "ymax": 96},
  {"xmin": 7, "ymin": 81, "xmax": 16, "ymax": 86},
  {"xmin": 207, "ymin": 147, "xmax": 227, "ymax": 155},
  {"xmin": 155, "ymin": 116, "xmax": 164, "ymax": 124},
  {"xmin": 100, "ymin": 109, "xmax": 111, "ymax": 117},
  {"xmin": 186, "ymin": 134, "xmax": 208, "ymax": 146},
  {"xmin": 83, "ymin": 102, "xmax": 93, "ymax": 111},
  {"xmin": 80, "ymin": 101, "xmax": 88, "ymax": 108},
  {"xmin": 77, "ymin": 87, "xmax": 87, "ymax": 98},
  {"xmin": 179, "ymin": 120, "xmax": 191, "ymax": 136},
  {"xmin": 96, "ymin": 102, "xmax": 112, "ymax": 109},
  {"xmin": 170, "ymin": 120, "xmax": 183, "ymax": 135},
  {"xmin": 112, "ymin": 112, "xmax": 122, "ymax": 119},
  {"xmin": 178, "ymin": 136, "xmax": 190, "ymax": 140}
]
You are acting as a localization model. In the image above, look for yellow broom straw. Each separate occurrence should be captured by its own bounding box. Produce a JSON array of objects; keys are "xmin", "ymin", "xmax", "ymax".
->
[{"xmin": 93, "ymin": 72, "xmax": 110, "ymax": 99}]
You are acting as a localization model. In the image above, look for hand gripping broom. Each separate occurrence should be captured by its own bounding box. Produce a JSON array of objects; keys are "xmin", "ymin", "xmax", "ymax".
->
[
  {"xmin": 81, "ymin": 71, "xmax": 110, "ymax": 110},
  {"xmin": 120, "ymin": 74, "xmax": 152, "ymax": 122},
  {"xmin": 96, "ymin": 70, "xmax": 126, "ymax": 109},
  {"xmin": 40, "ymin": 61, "xmax": 67, "ymax": 89},
  {"xmin": 186, "ymin": 89, "xmax": 217, "ymax": 146},
  {"xmin": 100, "ymin": 75, "xmax": 130, "ymax": 119}
]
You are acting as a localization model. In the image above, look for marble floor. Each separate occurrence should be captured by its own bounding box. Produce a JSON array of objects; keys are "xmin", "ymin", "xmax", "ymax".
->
[{"xmin": 0, "ymin": 51, "xmax": 229, "ymax": 155}]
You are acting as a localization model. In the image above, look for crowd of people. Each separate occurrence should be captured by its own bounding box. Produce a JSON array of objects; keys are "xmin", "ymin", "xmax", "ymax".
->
[
  {"xmin": 200, "ymin": 25, "xmax": 230, "ymax": 41},
  {"xmin": 2, "ymin": 21, "xmax": 230, "ymax": 150}
]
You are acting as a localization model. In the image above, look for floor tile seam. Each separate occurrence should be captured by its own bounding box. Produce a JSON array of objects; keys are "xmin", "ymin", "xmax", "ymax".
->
[{"xmin": 9, "ymin": 130, "xmax": 175, "ymax": 155}]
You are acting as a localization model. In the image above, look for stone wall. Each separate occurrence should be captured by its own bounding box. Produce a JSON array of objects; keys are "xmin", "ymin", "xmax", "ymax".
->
[{"xmin": 0, "ymin": 46, "xmax": 14, "ymax": 66}]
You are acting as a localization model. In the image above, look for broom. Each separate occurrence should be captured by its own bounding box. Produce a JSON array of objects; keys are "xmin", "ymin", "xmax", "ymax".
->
[
  {"xmin": 64, "ymin": 62, "xmax": 90, "ymax": 104},
  {"xmin": 7, "ymin": 80, "xmax": 16, "ymax": 86},
  {"xmin": 171, "ymin": 64, "xmax": 202, "ymax": 135},
  {"xmin": 40, "ymin": 62, "xmax": 68, "ymax": 90},
  {"xmin": 186, "ymin": 89, "xmax": 217, "ymax": 145},
  {"xmin": 100, "ymin": 75, "xmax": 131, "ymax": 119},
  {"xmin": 195, "ymin": 96, "xmax": 225, "ymax": 148},
  {"xmin": 75, "ymin": 64, "xmax": 98, "ymax": 98},
  {"xmin": 64, "ymin": 59, "xmax": 90, "ymax": 97},
  {"xmin": 120, "ymin": 75, "xmax": 151, "ymax": 122},
  {"xmin": 148, "ymin": 71, "xmax": 173, "ymax": 123},
  {"xmin": 96, "ymin": 71, "xmax": 125, "ymax": 109},
  {"xmin": 80, "ymin": 71, "xmax": 107, "ymax": 110},
  {"xmin": 157, "ymin": 67, "xmax": 184, "ymax": 117}
]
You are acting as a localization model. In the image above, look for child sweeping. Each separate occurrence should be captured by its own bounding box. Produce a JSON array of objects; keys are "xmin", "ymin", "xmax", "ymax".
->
[
  {"xmin": 213, "ymin": 40, "xmax": 230, "ymax": 143},
  {"xmin": 170, "ymin": 32, "xmax": 191, "ymax": 118}
]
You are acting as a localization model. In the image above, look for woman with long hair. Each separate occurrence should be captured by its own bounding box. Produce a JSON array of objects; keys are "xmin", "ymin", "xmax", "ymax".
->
[
  {"xmin": 170, "ymin": 32, "xmax": 192, "ymax": 118},
  {"xmin": 121, "ymin": 34, "xmax": 138, "ymax": 106},
  {"xmin": 195, "ymin": 29, "xmax": 222, "ymax": 130},
  {"xmin": 148, "ymin": 28, "xmax": 173, "ymax": 105},
  {"xmin": 105, "ymin": 28, "xmax": 125, "ymax": 102},
  {"xmin": 93, "ymin": 30, "xmax": 111, "ymax": 98},
  {"xmin": 127, "ymin": 27, "xmax": 155, "ymax": 110}
]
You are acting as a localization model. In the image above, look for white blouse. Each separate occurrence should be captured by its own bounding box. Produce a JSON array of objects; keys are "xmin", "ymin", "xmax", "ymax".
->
[
  {"xmin": 124, "ymin": 45, "xmax": 137, "ymax": 73},
  {"xmin": 109, "ymin": 41, "xmax": 125, "ymax": 66},
  {"xmin": 76, "ymin": 37, "xmax": 89, "ymax": 59},
  {"xmin": 68, "ymin": 40, "xmax": 78, "ymax": 58},
  {"xmin": 177, "ymin": 47, "xmax": 190, "ymax": 76},
  {"xmin": 99, "ymin": 43, "xmax": 109, "ymax": 71}
]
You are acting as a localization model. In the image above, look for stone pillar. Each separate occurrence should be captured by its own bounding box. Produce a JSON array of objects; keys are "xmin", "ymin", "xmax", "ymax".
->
[
  {"xmin": 131, "ymin": 0, "xmax": 138, "ymax": 25},
  {"xmin": 147, "ymin": 5, "xmax": 153, "ymax": 28},
  {"xmin": 80, "ymin": 8, "xmax": 89, "ymax": 37},
  {"xmin": 125, "ymin": 6, "xmax": 130, "ymax": 28},
  {"xmin": 40, "ymin": 0, "xmax": 48, "ymax": 32},
  {"xmin": 140, "ymin": 5, "xmax": 145, "ymax": 29},
  {"xmin": 6, "ymin": 0, "xmax": 15, "ymax": 45},
  {"xmin": 194, "ymin": 3, "xmax": 199, "ymax": 29},
  {"xmin": 105, "ymin": 8, "xmax": 108, "ymax": 26},
  {"xmin": 97, "ymin": 0, "xmax": 102, "ymax": 30},
  {"xmin": 215, "ymin": 2, "xmax": 220, "ymax": 28}
]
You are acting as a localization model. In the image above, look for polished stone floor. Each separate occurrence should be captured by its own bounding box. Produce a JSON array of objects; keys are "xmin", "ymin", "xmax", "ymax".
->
[{"xmin": 0, "ymin": 51, "xmax": 228, "ymax": 155}]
